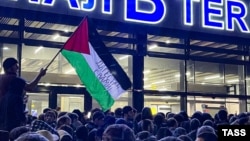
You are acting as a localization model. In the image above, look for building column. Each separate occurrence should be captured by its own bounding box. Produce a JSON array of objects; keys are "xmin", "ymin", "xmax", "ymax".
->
[
  {"xmin": 18, "ymin": 16, "xmax": 24, "ymax": 76},
  {"xmin": 238, "ymin": 46, "xmax": 247, "ymax": 112},
  {"xmin": 132, "ymin": 33, "xmax": 147, "ymax": 112},
  {"xmin": 84, "ymin": 91, "xmax": 92, "ymax": 112},
  {"xmin": 49, "ymin": 90, "xmax": 57, "ymax": 109}
]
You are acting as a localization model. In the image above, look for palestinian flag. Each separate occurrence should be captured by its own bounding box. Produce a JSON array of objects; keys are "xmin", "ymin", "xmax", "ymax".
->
[{"xmin": 61, "ymin": 17, "xmax": 131, "ymax": 111}]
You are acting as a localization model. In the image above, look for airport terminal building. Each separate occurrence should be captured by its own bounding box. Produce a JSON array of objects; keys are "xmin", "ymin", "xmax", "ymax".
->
[{"xmin": 1, "ymin": 0, "xmax": 250, "ymax": 116}]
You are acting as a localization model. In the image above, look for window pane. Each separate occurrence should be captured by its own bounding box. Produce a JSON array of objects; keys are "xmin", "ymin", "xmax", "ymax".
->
[
  {"xmin": 144, "ymin": 57, "xmax": 183, "ymax": 91},
  {"xmin": 145, "ymin": 95, "xmax": 180, "ymax": 114},
  {"xmin": 57, "ymin": 94, "xmax": 84, "ymax": 112}
]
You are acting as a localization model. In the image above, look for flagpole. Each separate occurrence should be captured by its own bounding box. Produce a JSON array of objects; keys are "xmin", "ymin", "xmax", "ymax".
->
[{"xmin": 44, "ymin": 47, "xmax": 64, "ymax": 70}]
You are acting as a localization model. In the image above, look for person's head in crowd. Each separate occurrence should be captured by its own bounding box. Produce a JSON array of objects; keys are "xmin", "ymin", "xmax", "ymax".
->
[
  {"xmin": 134, "ymin": 113, "xmax": 142, "ymax": 123},
  {"xmin": 43, "ymin": 108, "xmax": 52, "ymax": 113},
  {"xmin": 191, "ymin": 111, "xmax": 203, "ymax": 124},
  {"xmin": 179, "ymin": 111, "xmax": 189, "ymax": 121},
  {"xmin": 141, "ymin": 107, "xmax": 153, "ymax": 120},
  {"xmin": 217, "ymin": 109, "xmax": 228, "ymax": 122},
  {"xmin": 158, "ymin": 136, "xmax": 183, "ymax": 141},
  {"xmin": 202, "ymin": 120, "xmax": 213, "ymax": 127},
  {"xmin": 103, "ymin": 115, "xmax": 116, "ymax": 128},
  {"xmin": 166, "ymin": 112, "xmax": 175, "ymax": 119},
  {"xmin": 238, "ymin": 112, "xmax": 248, "ymax": 119},
  {"xmin": 178, "ymin": 135, "xmax": 192, "ymax": 141},
  {"xmin": 57, "ymin": 115, "xmax": 72, "ymax": 129},
  {"xmin": 9, "ymin": 126, "xmax": 30, "ymax": 141},
  {"xmin": 190, "ymin": 118, "xmax": 200, "ymax": 131},
  {"xmin": 196, "ymin": 125, "xmax": 215, "ymax": 137},
  {"xmin": 15, "ymin": 132, "xmax": 49, "ymax": 141},
  {"xmin": 141, "ymin": 119, "xmax": 154, "ymax": 134},
  {"xmin": 3, "ymin": 57, "xmax": 19, "ymax": 75},
  {"xmin": 136, "ymin": 131, "xmax": 157, "ymax": 141},
  {"xmin": 58, "ymin": 112, "xmax": 68, "ymax": 118},
  {"xmin": 196, "ymin": 132, "xmax": 217, "ymax": 141},
  {"xmin": 229, "ymin": 116, "xmax": 237, "ymax": 124},
  {"xmin": 67, "ymin": 112, "xmax": 79, "ymax": 123},
  {"xmin": 75, "ymin": 125, "xmax": 88, "ymax": 141},
  {"xmin": 228, "ymin": 114, "xmax": 234, "ymax": 121},
  {"xmin": 115, "ymin": 118, "xmax": 126, "ymax": 125},
  {"xmin": 102, "ymin": 124, "xmax": 135, "ymax": 141},
  {"xmin": 202, "ymin": 113, "xmax": 213, "ymax": 121},
  {"xmin": 104, "ymin": 109, "xmax": 113, "ymax": 116},
  {"xmin": 36, "ymin": 130, "xmax": 59, "ymax": 141},
  {"xmin": 92, "ymin": 111, "xmax": 105, "ymax": 127},
  {"xmin": 58, "ymin": 124, "xmax": 74, "ymax": 138},
  {"xmin": 157, "ymin": 112, "xmax": 165, "ymax": 119},
  {"xmin": 153, "ymin": 113, "xmax": 165, "ymax": 127},
  {"xmin": 58, "ymin": 129, "xmax": 73, "ymax": 141},
  {"xmin": 26, "ymin": 114, "xmax": 37, "ymax": 125},
  {"xmin": 38, "ymin": 113, "xmax": 45, "ymax": 121},
  {"xmin": 114, "ymin": 108, "xmax": 123, "ymax": 118},
  {"xmin": 88, "ymin": 128, "xmax": 97, "ymax": 141},
  {"xmin": 214, "ymin": 113, "xmax": 219, "ymax": 123},
  {"xmin": 156, "ymin": 127, "xmax": 172, "ymax": 140},
  {"xmin": 239, "ymin": 117, "xmax": 250, "ymax": 125},
  {"xmin": 96, "ymin": 128, "xmax": 105, "ymax": 141},
  {"xmin": 31, "ymin": 120, "xmax": 58, "ymax": 136},
  {"xmin": 123, "ymin": 106, "xmax": 135, "ymax": 121},
  {"xmin": 72, "ymin": 109, "xmax": 83, "ymax": 120},
  {"xmin": 91, "ymin": 108, "xmax": 102, "ymax": 118},
  {"xmin": 166, "ymin": 118, "xmax": 178, "ymax": 128},
  {"xmin": 173, "ymin": 114, "xmax": 184, "ymax": 126},
  {"xmin": 44, "ymin": 111, "xmax": 56, "ymax": 124},
  {"xmin": 173, "ymin": 127, "xmax": 187, "ymax": 137}
]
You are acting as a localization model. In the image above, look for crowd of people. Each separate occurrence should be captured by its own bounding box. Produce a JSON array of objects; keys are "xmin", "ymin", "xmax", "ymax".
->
[
  {"xmin": 0, "ymin": 105, "xmax": 250, "ymax": 141},
  {"xmin": 0, "ymin": 57, "xmax": 250, "ymax": 141}
]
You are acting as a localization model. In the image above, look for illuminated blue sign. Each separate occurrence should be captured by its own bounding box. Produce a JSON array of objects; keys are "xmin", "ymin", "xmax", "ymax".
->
[{"xmin": 8, "ymin": 0, "xmax": 250, "ymax": 35}]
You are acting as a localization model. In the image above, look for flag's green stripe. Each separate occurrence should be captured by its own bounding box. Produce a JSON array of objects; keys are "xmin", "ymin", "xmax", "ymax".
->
[{"xmin": 62, "ymin": 50, "xmax": 114, "ymax": 111}]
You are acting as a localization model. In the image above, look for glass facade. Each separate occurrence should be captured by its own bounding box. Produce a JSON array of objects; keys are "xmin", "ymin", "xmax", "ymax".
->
[{"xmin": 0, "ymin": 7, "xmax": 250, "ymax": 115}]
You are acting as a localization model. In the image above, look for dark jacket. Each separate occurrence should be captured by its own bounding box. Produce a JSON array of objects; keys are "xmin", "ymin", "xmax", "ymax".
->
[{"xmin": 0, "ymin": 77, "xmax": 26, "ymax": 131}]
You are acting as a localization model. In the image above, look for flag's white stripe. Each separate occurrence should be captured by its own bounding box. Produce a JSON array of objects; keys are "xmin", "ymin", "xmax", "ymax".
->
[{"xmin": 82, "ymin": 42, "xmax": 125, "ymax": 100}]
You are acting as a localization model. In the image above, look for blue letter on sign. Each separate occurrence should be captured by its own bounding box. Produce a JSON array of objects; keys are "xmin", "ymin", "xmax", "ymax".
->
[
  {"xmin": 81, "ymin": 0, "xmax": 96, "ymax": 11},
  {"xmin": 226, "ymin": 0, "xmax": 249, "ymax": 33},
  {"xmin": 68, "ymin": 0, "xmax": 80, "ymax": 9},
  {"xmin": 102, "ymin": 0, "xmax": 112, "ymax": 14},
  {"xmin": 184, "ymin": 0, "xmax": 200, "ymax": 26},
  {"xmin": 42, "ymin": 0, "xmax": 54, "ymax": 6},
  {"xmin": 202, "ymin": 0, "xmax": 224, "ymax": 30},
  {"xmin": 125, "ymin": 0, "xmax": 166, "ymax": 24},
  {"xmin": 29, "ymin": 0, "xmax": 39, "ymax": 4}
]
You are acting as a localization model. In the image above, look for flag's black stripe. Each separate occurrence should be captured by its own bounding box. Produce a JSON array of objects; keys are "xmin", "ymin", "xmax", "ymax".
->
[{"xmin": 87, "ymin": 17, "xmax": 132, "ymax": 90}]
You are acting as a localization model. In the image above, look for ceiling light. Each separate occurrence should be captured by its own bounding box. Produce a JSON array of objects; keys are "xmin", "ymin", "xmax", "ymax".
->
[
  {"xmin": 53, "ymin": 34, "xmax": 60, "ymax": 40},
  {"xmin": 35, "ymin": 46, "xmax": 43, "ymax": 54},
  {"xmin": 144, "ymin": 70, "xmax": 151, "ymax": 74},
  {"xmin": 143, "ymin": 78, "xmax": 148, "ymax": 81},
  {"xmin": 152, "ymin": 80, "xmax": 165, "ymax": 84},
  {"xmin": 204, "ymin": 75, "xmax": 220, "ymax": 80},
  {"xmin": 3, "ymin": 47, "xmax": 9, "ymax": 50},
  {"xmin": 148, "ymin": 44, "xmax": 157, "ymax": 50},
  {"xmin": 118, "ymin": 55, "xmax": 129, "ymax": 60},
  {"xmin": 227, "ymin": 79, "xmax": 239, "ymax": 83},
  {"xmin": 144, "ymin": 85, "xmax": 151, "ymax": 88},
  {"xmin": 64, "ymin": 29, "xmax": 69, "ymax": 33},
  {"xmin": 166, "ymin": 40, "xmax": 170, "ymax": 44}
]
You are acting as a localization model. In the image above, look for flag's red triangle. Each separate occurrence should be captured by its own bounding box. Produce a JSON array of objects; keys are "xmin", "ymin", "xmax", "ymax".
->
[{"xmin": 63, "ymin": 18, "xmax": 90, "ymax": 54}]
